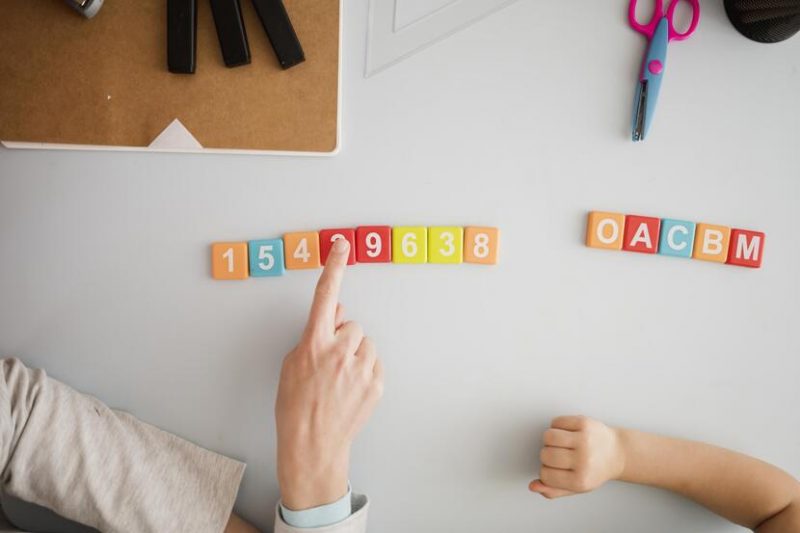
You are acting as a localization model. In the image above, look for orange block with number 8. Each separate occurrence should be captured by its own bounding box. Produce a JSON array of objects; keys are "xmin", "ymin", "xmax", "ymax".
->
[
  {"xmin": 463, "ymin": 227, "xmax": 499, "ymax": 265},
  {"xmin": 211, "ymin": 242, "xmax": 249, "ymax": 280},
  {"xmin": 284, "ymin": 231, "xmax": 321, "ymax": 270}
]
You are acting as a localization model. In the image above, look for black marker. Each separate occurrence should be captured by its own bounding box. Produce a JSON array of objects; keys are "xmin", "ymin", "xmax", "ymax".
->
[
  {"xmin": 167, "ymin": 0, "xmax": 198, "ymax": 74},
  {"xmin": 209, "ymin": 0, "xmax": 252, "ymax": 68},
  {"xmin": 251, "ymin": 0, "xmax": 305, "ymax": 69}
]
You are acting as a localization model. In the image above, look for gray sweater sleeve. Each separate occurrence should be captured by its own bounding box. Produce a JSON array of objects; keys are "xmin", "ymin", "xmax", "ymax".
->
[{"xmin": 0, "ymin": 358, "xmax": 245, "ymax": 533}]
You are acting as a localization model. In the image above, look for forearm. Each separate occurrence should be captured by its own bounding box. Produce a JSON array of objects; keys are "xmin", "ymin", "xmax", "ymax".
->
[
  {"xmin": 0, "ymin": 358, "xmax": 246, "ymax": 533},
  {"xmin": 617, "ymin": 428, "xmax": 800, "ymax": 529}
]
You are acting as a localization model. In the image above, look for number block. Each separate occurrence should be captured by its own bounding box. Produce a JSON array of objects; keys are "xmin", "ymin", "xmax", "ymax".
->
[
  {"xmin": 428, "ymin": 227, "xmax": 463, "ymax": 264},
  {"xmin": 356, "ymin": 226, "xmax": 392, "ymax": 263},
  {"xmin": 658, "ymin": 219, "xmax": 696, "ymax": 258},
  {"xmin": 283, "ymin": 231, "xmax": 321, "ymax": 270},
  {"xmin": 211, "ymin": 242, "xmax": 249, "ymax": 280},
  {"xmin": 319, "ymin": 228, "xmax": 357, "ymax": 265},
  {"xmin": 392, "ymin": 226, "xmax": 427, "ymax": 264},
  {"xmin": 462, "ymin": 227, "xmax": 499, "ymax": 265},
  {"xmin": 586, "ymin": 212, "xmax": 625, "ymax": 250},
  {"xmin": 726, "ymin": 228, "xmax": 765, "ymax": 268},
  {"xmin": 692, "ymin": 223, "xmax": 731, "ymax": 263},
  {"xmin": 248, "ymin": 238, "xmax": 286, "ymax": 277},
  {"xmin": 622, "ymin": 215, "xmax": 661, "ymax": 254},
  {"xmin": 463, "ymin": 227, "xmax": 499, "ymax": 265}
]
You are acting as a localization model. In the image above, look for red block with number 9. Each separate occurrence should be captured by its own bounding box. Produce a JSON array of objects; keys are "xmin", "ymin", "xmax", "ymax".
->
[
  {"xmin": 355, "ymin": 226, "xmax": 392, "ymax": 263},
  {"xmin": 319, "ymin": 228, "xmax": 357, "ymax": 265}
]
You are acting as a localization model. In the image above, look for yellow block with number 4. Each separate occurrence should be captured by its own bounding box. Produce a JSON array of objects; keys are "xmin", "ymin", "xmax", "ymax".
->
[
  {"xmin": 392, "ymin": 226, "xmax": 427, "ymax": 263},
  {"xmin": 428, "ymin": 227, "xmax": 463, "ymax": 264}
]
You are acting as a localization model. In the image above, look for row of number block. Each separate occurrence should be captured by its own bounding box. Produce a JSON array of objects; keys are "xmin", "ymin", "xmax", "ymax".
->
[
  {"xmin": 212, "ymin": 226, "xmax": 500, "ymax": 280},
  {"xmin": 586, "ymin": 211, "xmax": 764, "ymax": 268}
]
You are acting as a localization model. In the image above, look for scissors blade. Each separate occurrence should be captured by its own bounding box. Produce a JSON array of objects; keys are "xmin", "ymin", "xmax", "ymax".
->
[
  {"xmin": 632, "ymin": 80, "xmax": 648, "ymax": 142},
  {"xmin": 630, "ymin": 17, "xmax": 669, "ymax": 142}
]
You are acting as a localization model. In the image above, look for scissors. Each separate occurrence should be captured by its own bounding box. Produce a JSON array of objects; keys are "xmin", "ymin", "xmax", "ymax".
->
[{"xmin": 629, "ymin": 0, "xmax": 700, "ymax": 141}]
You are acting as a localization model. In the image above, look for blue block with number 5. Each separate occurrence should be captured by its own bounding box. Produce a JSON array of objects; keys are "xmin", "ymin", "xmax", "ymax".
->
[{"xmin": 248, "ymin": 239, "xmax": 286, "ymax": 277}]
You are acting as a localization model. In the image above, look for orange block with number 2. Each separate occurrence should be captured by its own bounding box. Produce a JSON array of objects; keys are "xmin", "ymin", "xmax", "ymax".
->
[
  {"xmin": 211, "ymin": 242, "xmax": 249, "ymax": 280},
  {"xmin": 284, "ymin": 231, "xmax": 321, "ymax": 270},
  {"xmin": 463, "ymin": 227, "xmax": 500, "ymax": 265}
]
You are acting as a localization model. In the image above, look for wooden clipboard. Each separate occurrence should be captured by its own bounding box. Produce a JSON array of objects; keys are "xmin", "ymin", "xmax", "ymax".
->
[{"xmin": 0, "ymin": 0, "xmax": 340, "ymax": 154}]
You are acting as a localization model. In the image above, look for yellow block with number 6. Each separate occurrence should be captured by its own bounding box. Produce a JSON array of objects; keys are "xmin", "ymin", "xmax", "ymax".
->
[
  {"xmin": 428, "ymin": 227, "xmax": 463, "ymax": 264},
  {"xmin": 392, "ymin": 226, "xmax": 427, "ymax": 263}
]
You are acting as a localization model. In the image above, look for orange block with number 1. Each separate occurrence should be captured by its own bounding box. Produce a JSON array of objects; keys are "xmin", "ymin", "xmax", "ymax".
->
[
  {"xmin": 211, "ymin": 242, "xmax": 249, "ymax": 280},
  {"xmin": 464, "ymin": 227, "xmax": 500, "ymax": 265},
  {"xmin": 284, "ymin": 232, "xmax": 321, "ymax": 270}
]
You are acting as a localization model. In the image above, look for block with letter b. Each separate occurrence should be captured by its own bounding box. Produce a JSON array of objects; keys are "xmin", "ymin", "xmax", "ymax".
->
[
  {"xmin": 463, "ymin": 226, "xmax": 499, "ymax": 265},
  {"xmin": 392, "ymin": 226, "xmax": 427, "ymax": 264},
  {"xmin": 726, "ymin": 229, "xmax": 765, "ymax": 268},
  {"xmin": 319, "ymin": 228, "xmax": 357, "ymax": 265},
  {"xmin": 586, "ymin": 212, "xmax": 625, "ymax": 250},
  {"xmin": 211, "ymin": 242, "xmax": 249, "ymax": 280},
  {"xmin": 248, "ymin": 238, "xmax": 285, "ymax": 277},
  {"xmin": 692, "ymin": 223, "xmax": 730, "ymax": 263},
  {"xmin": 356, "ymin": 226, "xmax": 392, "ymax": 263},
  {"xmin": 283, "ymin": 231, "xmax": 321, "ymax": 270}
]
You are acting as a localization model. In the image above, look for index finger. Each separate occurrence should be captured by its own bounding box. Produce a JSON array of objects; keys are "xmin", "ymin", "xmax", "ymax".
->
[{"xmin": 306, "ymin": 238, "xmax": 350, "ymax": 336}]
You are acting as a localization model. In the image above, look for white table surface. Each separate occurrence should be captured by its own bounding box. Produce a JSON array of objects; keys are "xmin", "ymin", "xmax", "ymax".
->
[{"xmin": 1, "ymin": 1, "xmax": 799, "ymax": 532}]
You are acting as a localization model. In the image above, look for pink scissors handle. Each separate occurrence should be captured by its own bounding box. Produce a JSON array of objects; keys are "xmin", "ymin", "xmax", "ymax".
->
[
  {"xmin": 628, "ymin": 0, "xmax": 662, "ymax": 38},
  {"xmin": 666, "ymin": 0, "xmax": 700, "ymax": 41},
  {"xmin": 629, "ymin": 0, "xmax": 700, "ymax": 41}
]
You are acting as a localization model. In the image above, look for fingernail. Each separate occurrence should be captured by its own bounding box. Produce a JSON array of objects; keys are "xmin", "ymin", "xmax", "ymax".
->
[{"xmin": 333, "ymin": 239, "xmax": 349, "ymax": 253}]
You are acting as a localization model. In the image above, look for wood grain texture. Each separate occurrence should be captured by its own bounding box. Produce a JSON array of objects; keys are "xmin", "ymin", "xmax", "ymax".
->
[{"xmin": 0, "ymin": 0, "xmax": 339, "ymax": 151}]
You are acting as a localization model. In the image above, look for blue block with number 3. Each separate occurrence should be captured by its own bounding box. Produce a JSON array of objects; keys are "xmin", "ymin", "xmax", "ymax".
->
[{"xmin": 248, "ymin": 239, "xmax": 286, "ymax": 277}]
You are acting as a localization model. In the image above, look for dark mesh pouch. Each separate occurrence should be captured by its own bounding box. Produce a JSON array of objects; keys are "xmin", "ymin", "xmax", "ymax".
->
[{"xmin": 724, "ymin": 0, "xmax": 800, "ymax": 43}]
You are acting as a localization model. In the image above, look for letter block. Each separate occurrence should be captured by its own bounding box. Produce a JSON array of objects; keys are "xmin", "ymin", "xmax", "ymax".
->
[
  {"xmin": 319, "ymin": 228, "xmax": 357, "ymax": 265},
  {"xmin": 692, "ymin": 223, "xmax": 730, "ymax": 263},
  {"xmin": 586, "ymin": 212, "xmax": 625, "ymax": 250},
  {"xmin": 726, "ymin": 229, "xmax": 765, "ymax": 268},
  {"xmin": 658, "ymin": 219, "xmax": 696, "ymax": 258},
  {"xmin": 623, "ymin": 215, "xmax": 661, "ymax": 254}
]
